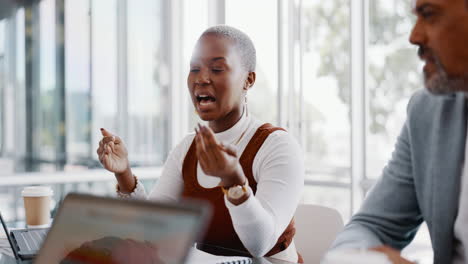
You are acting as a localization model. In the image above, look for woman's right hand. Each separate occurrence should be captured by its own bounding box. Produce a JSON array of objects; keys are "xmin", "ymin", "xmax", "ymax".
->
[{"xmin": 97, "ymin": 128, "xmax": 130, "ymax": 174}]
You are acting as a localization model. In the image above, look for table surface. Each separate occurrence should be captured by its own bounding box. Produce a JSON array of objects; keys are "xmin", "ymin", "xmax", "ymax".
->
[
  {"xmin": 2, "ymin": 220, "xmax": 300, "ymax": 264},
  {"xmin": 0, "ymin": 238, "xmax": 299, "ymax": 264},
  {"xmin": 0, "ymin": 253, "xmax": 30, "ymax": 264},
  {"xmin": 0, "ymin": 252, "xmax": 297, "ymax": 264}
]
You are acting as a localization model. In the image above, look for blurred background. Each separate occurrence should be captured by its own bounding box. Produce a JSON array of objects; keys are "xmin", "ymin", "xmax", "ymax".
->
[{"xmin": 0, "ymin": 0, "xmax": 431, "ymax": 262}]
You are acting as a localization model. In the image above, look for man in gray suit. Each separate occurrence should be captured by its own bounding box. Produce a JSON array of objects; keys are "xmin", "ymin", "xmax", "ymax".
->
[{"xmin": 330, "ymin": 0, "xmax": 468, "ymax": 263}]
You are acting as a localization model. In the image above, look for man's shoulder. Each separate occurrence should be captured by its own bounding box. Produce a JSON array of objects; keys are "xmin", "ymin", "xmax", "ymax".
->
[
  {"xmin": 407, "ymin": 89, "xmax": 462, "ymax": 116},
  {"xmin": 407, "ymin": 89, "xmax": 437, "ymax": 109},
  {"xmin": 405, "ymin": 90, "xmax": 465, "ymax": 139}
]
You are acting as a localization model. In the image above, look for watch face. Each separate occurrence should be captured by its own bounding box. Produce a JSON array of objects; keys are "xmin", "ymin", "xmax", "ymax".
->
[{"xmin": 228, "ymin": 186, "xmax": 245, "ymax": 199}]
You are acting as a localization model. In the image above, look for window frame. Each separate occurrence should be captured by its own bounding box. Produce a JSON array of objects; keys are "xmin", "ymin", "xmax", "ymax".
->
[{"xmin": 0, "ymin": 0, "xmax": 398, "ymax": 217}]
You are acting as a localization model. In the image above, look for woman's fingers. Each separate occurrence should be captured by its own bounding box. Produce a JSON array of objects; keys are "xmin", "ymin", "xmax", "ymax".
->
[
  {"xmin": 100, "ymin": 153, "xmax": 109, "ymax": 167},
  {"xmin": 100, "ymin": 128, "xmax": 114, "ymax": 137},
  {"xmin": 98, "ymin": 136, "xmax": 115, "ymax": 152},
  {"xmin": 199, "ymin": 125, "xmax": 223, "ymax": 164},
  {"xmin": 101, "ymin": 136, "xmax": 115, "ymax": 145},
  {"xmin": 199, "ymin": 124, "xmax": 218, "ymax": 144},
  {"xmin": 221, "ymin": 143, "xmax": 238, "ymax": 157},
  {"xmin": 194, "ymin": 124, "xmax": 241, "ymax": 178},
  {"xmin": 108, "ymin": 141, "xmax": 115, "ymax": 153},
  {"xmin": 195, "ymin": 131, "xmax": 212, "ymax": 173},
  {"xmin": 97, "ymin": 128, "xmax": 130, "ymax": 173},
  {"xmin": 96, "ymin": 147, "xmax": 102, "ymax": 156},
  {"xmin": 195, "ymin": 124, "xmax": 206, "ymax": 152},
  {"xmin": 99, "ymin": 129, "xmax": 118, "ymax": 153},
  {"xmin": 195, "ymin": 134, "xmax": 209, "ymax": 162},
  {"xmin": 198, "ymin": 154, "xmax": 211, "ymax": 174},
  {"xmin": 106, "ymin": 144, "xmax": 112, "ymax": 155},
  {"xmin": 98, "ymin": 137, "xmax": 115, "ymax": 155},
  {"xmin": 113, "ymin": 135, "xmax": 122, "ymax": 145},
  {"xmin": 195, "ymin": 128, "xmax": 206, "ymax": 153},
  {"xmin": 196, "ymin": 127, "xmax": 216, "ymax": 161}
]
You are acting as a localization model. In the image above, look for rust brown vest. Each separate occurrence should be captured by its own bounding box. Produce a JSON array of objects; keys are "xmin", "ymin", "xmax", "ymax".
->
[{"xmin": 181, "ymin": 123, "xmax": 302, "ymax": 262}]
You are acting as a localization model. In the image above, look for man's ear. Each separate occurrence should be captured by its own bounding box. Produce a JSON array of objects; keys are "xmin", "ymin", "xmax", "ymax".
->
[{"xmin": 244, "ymin": 72, "xmax": 256, "ymax": 91}]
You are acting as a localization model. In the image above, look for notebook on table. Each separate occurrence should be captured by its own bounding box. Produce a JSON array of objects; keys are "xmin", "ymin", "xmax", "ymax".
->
[
  {"xmin": 0, "ymin": 212, "xmax": 49, "ymax": 260},
  {"xmin": 188, "ymin": 247, "xmax": 253, "ymax": 264},
  {"xmin": 34, "ymin": 193, "xmax": 211, "ymax": 264},
  {"xmin": 0, "ymin": 232, "xmax": 13, "ymax": 257}
]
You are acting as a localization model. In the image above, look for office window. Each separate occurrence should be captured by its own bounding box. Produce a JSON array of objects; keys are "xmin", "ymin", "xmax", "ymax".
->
[
  {"xmin": 0, "ymin": 21, "xmax": 4, "ymax": 52},
  {"xmin": 0, "ymin": 21, "xmax": 4, "ymax": 156},
  {"xmin": 91, "ymin": 0, "xmax": 118, "ymax": 157},
  {"xmin": 38, "ymin": 0, "xmax": 59, "ymax": 169},
  {"xmin": 368, "ymin": 2, "xmax": 431, "ymax": 261},
  {"xmin": 16, "ymin": 9, "xmax": 25, "ymax": 95},
  {"xmin": 127, "ymin": 0, "xmax": 169, "ymax": 165},
  {"xmin": 65, "ymin": 0, "xmax": 92, "ymax": 165},
  {"xmin": 184, "ymin": 0, "xmax": 209, "ymax": 130},
  {"xmin": 366, "ymin": 0, "xmax": 420, "ymax": 179},
  {"xmin": 301, "ymin": 0, "xmax": 351, "ymax": 218},
  {"xmin": 225, "ymin": 0, "xmax": 279, "ymax": 125},
  {"xmin": 0, "ymin": 17, "xmax": 14, "ymax": 175},
  {"xmin": 303, "ymin": 185, "xmax": 351, "ymax": 218},
  {"xmin": 14, "ymin": 8, "xmax": 26, "ymax": 168},
  {"xmin": 0, "ymin": 15, "xmax": 10, "ymax": 215}
]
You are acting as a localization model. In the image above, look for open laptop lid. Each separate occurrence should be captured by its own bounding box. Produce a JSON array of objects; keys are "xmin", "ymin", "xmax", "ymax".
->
[
  {"xmin": 34, "ymin": 193, "xmax": 211, "ymax": 264},
  {"xmin": 0, "ymin": 212, "xmax": 20, "ymax": 260}
]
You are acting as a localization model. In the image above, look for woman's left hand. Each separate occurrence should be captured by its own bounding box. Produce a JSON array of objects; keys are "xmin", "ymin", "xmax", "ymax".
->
[{"xmin": 195, "ymin": 124, "xmax": 246, "ymax": 187}]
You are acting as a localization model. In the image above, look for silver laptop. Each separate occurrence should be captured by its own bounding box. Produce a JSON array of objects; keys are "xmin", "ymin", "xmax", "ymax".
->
[
  {"xmin": 34, "ymin": 193, "xmax": 211, "ymax": 264},
  {"xmin": 0, "ymin": 212, "xmax": 49, "ymax": 260}
]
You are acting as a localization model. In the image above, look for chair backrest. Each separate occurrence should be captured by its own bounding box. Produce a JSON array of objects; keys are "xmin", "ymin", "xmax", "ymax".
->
[{"xmin": 294, "ymin": 204, "xmax": 344, "ymax": 263}]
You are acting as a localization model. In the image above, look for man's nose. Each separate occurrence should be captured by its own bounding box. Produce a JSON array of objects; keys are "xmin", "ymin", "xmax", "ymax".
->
[{"xmin": 409, "ymin": 19, "xmax": 427, "ymax": 46}]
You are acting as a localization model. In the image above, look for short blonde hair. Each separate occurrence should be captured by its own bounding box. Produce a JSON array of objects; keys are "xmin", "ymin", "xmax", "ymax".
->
[{"xmin": 201, "ymin": 25, "xmax": 256, "ymax": 72}]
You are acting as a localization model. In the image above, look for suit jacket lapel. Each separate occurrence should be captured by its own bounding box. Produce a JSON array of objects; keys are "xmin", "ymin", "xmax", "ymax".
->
[{"xmin": 431, "ymin": 93, "xmax": 466, "ymax": 263}]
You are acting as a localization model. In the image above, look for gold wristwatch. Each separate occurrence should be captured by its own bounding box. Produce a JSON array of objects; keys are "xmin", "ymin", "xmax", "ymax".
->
[{"xmin": 222, "ymin": 179, "xmax": 249, "ymax": 200}]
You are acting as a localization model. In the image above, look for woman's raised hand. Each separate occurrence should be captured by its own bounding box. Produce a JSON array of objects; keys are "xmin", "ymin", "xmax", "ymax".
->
[
  {"xmin": 195, "ymin": 124, "xmax": 246, "ymax": 188},
  {"xmin": 97, "ymin": 128, "xmax": 130, "ymax": 174}
]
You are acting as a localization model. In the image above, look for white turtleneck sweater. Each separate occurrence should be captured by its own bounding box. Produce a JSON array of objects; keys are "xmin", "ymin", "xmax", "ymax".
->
[{"xmin": 124, "ymin": 113, "xmax": 305, "ymax": 262}]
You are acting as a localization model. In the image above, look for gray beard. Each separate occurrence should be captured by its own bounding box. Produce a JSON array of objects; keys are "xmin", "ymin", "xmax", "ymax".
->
[{"xmin": 425, "ymin": 59, "xmax": 468, "ymax": 95}]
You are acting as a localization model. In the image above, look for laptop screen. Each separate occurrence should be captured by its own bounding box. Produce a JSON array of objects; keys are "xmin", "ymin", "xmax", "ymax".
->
[{"xmin": 34, "ymin": 193, "xmax": 210, "ymax": 264}]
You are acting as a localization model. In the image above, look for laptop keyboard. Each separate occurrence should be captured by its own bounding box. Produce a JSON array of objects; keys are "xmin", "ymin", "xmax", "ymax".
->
[{"xmin": 16, "ymin": 229, "xmax": 48, "ymax": 252}]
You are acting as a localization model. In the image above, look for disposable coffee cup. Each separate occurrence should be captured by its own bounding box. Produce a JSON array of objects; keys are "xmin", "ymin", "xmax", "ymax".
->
[{"xmin": 21, "ymin": 186, "xmax": 53, "ymax": 228}]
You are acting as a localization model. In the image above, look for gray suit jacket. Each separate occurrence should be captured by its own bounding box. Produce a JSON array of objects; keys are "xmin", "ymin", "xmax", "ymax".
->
[{"xmin": 331, "ymin": 90, "xmax": 466, "ymax": 264}]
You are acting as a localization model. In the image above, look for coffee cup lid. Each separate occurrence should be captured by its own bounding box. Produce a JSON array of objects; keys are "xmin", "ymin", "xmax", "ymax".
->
[{"xmin": 21, "ymin": 186, "xmax": 54, "ymax": 197}]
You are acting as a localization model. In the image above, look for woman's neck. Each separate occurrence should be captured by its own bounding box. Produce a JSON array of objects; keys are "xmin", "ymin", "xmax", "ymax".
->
[{"xmin": 208, "ymin": 107, "xmax": 244, "ymax": 133}]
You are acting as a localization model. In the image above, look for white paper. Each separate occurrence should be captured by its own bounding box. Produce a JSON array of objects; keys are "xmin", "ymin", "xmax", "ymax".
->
[
  {"xmin": 0, "ymin": 236, "xmax": 13, "ymax": 257},
  {"xmin": 187, "ymin": 248, "xmax": 252, "ymax": 264},
  {"xmin": 322, "ymin": 249, "xmax": 392, "ymax": 264}
]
